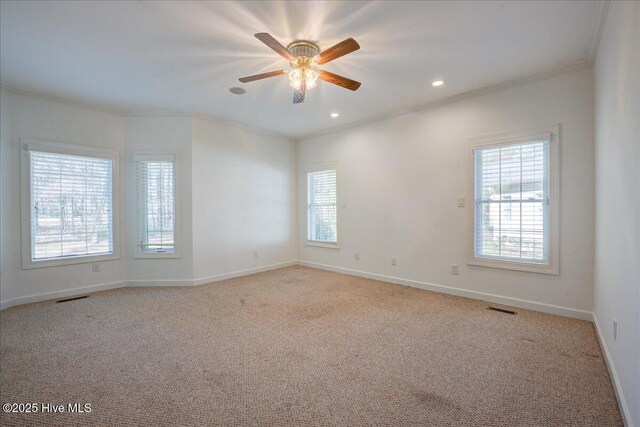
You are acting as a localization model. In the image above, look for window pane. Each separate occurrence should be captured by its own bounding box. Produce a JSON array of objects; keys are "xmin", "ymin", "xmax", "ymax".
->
[
  {"xmin": 474, "ymin": 140, "xmax": 549, "ymax": 264},
  {"xmin": 307, "ymin": 169, "xmax": 337, "ymax": 243},
  {"xmin": 31, "ymin": 151, "xmax": 113, "ymax": 260},
  {"xmin": 137, "ymin": 160, "xmax": 175, "ymax": 253}
]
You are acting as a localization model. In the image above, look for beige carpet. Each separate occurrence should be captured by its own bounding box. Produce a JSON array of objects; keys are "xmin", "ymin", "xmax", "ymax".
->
[{"xmin": 0, "ymin": 266, "xmax": 622, "ymax": 426}]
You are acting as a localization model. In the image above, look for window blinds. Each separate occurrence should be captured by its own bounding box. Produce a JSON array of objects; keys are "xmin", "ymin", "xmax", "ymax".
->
[
  {"xmin": 307, "ymin": 169, "xmax": 337, "ymax": 243},
  {"xmin": 30, "ymin": 151, "xmax": 114, "ymax": 260},
  {"xmin": 473, "ymin": 139, "xmax": 550, "ymax": 264},
  {"xmin": 137, "ymin": 159, "xmax": 176, "ymax": 253}
]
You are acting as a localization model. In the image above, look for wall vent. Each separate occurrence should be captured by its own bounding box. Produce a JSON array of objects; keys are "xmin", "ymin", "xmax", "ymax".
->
[
  {"xmin": 488, "ymin": 306, "xmax": 517, "ymax": 315},
  {"xmin": 57, "ymin": 295, "xmax": 89, "ymax": 303}
]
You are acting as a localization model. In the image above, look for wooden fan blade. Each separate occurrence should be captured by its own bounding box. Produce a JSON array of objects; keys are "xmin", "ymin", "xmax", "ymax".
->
[
  {"xmin": 255, "ymin": 33, "xmax": 295, "ymax": 61},
  {"xmin": 318, "ymin": 70, "xmax": 361, "ymax": 91},
  {"xmin": 293, "ymin": 79, "xmax": 306, "ymax": 104},
  {"xmin": 239, "ymin": 70, "xmax": 287, "ymax": 83},
  {"xmin": 315, "ymin": 38, "xmax": 360, "ymax": 65}
]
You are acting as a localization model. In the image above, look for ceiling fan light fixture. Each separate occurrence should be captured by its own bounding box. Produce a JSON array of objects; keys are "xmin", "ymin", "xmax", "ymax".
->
[
  {"xmin": 305, "ymin": 68, "xmax": 319, "ymax": 89},
  {"xmin": 289, "ymin": 67, "xmax": 319, "ymax": 90},
  {"xmin": 289, "ymin": 68, "xmax": 303, "ymax": 90}
]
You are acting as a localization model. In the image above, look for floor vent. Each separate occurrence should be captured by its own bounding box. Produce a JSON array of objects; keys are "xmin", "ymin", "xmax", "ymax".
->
[
  {"xmin": 488, "ymin": 306, "xmax": 517, "ymax": 315},
  {"xmin": 57, "ymin": 295, "xmax": 89, "ymax": 304}
]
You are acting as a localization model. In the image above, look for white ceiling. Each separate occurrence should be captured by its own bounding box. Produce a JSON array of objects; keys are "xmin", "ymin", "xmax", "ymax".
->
[{"xmin": 0, "ymin": 1, "xmax": 603, "ymax": 139}]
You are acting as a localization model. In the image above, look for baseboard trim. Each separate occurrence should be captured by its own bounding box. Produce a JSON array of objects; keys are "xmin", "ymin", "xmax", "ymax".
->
[
  {"xmin": 593, "ymin": 314, "xmax": 634, "ymax": 427},
  {"xmin": 298, "ymin": 261, "xmax": 593, "ymax": 321},
  {"xmin": 192, "ymin": 260, "xmax": 299, "ymax": 286},
  {"xmin": 126, "ymin": 278, "xmax": 195, "ymax": 287},
  {"xmin": 125, "ymin": 261, "xmax": 299, "ymax": 288},
  {"xmin": 0, "ymin": 261, "xmax": 593, "ymax": 321},
  {"xmin": 0, "ymin": 280, "xmax": 127, "ymax": 311},
  {"xmin": 0, "ymin": 261, "xmax": 298, "ymax": 309}
]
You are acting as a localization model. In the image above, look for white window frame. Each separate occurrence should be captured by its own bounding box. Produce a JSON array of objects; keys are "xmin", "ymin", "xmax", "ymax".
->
[
  {"xmin": 20, "ymin": 138, "xmax": 120, "ymax": 269},
  {"xmin": 132, "ymin": 151, "xmax": 181, "ymax": 259},
  {"xmin": 305, "ymin": 163, "xmax": 340, "ymax": 249},
  {"xmin": 468, "ymin": 124, "xmax": 560, "ymax": 275}
]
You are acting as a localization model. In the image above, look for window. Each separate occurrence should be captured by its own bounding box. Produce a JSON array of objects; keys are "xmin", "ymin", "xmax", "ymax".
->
[
  {"xmin": 470, "ymin": 127, "xmax": 559, "ymax": 274},
  {"xmin": 135, "ymin": 154, "xmax": 177, "ymax": 257},
  {"xmin": 21, "ymin": 140, "xmax": 119, "ymax": 268},
  {"xmin": 306, "ymin": 167, "xmax": 338, "ymax": 247}
]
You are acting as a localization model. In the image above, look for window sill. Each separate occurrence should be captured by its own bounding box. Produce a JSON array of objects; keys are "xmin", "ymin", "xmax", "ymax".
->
[
  {"xmin": 305, "ymin": 241, "xmax": 340, "ymax": 250},
  {"xmin": 468, "ymin": 258, "xmax": 559, "ymax": 275},
  {"xmin": 22, "ymin": 253, "xmax": 120, "ymax": 270}
]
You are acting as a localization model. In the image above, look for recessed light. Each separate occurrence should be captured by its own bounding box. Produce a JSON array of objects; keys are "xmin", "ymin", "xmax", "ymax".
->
[
  {"xmin": 229, "ymin": 87, "xmax": 246, "ymax": 95},
  {"xmin": 330, "ymin": 112, "xmax": 339, "ymax": 118},
  {"xmin": 431, "ymin": 80, "xmax": 445, "ymax": 87}
]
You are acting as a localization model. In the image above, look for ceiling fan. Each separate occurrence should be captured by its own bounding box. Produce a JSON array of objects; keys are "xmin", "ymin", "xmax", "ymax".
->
[{"xmin": 239, "ymin": 33, "xmax": 361, "ymax": 104}]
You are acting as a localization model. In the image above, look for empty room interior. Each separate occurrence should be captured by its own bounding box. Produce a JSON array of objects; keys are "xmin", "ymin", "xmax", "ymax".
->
[{"xmin": 0, "ymin": 1, "xmax": 638, "ymax": 426}]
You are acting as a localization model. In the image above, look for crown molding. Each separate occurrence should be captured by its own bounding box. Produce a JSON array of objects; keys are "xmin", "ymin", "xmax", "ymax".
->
[
  {"xmin": 0, "ymin": 82, "xmax": 293, "ymax": 141},
  {"xmin": 127, "ymin": 111, "xmax": 294, "ymax": 141},
  {"xmin": 0, "ymin": 82, "xmax": 128, "ymax": 115},
  {"xmin": 586, "ymin": 0, "xmax": 610, "ymax": 65},
  {"xmin": 191, "ymin": 112, "xmax": 293, "ymax": 141},
  {"xmin": 3, "ymin": 60, "xmax": 591, "ymax": 144},
  {"xmin": 296, "ymin": 61, "xmax": 591, "ymax": 142}
]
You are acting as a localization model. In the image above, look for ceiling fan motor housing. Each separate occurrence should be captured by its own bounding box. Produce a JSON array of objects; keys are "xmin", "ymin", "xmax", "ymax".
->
[{"xmin": 287, "ymin": 40, "xmax": 320, "ymax": 60}]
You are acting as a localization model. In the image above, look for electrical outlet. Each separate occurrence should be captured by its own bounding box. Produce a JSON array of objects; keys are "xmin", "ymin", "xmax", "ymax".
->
[
  {"xmin": 354, "ymin": 252, "xmax": 360, "ymax": 260},
  {"xmin": 613, "ymin": 319, "xmax": 617, "ymax": 340},
  {"xmin": 457, "ymin": 197, "xmax": 465, "ymax": 207},
  {"xmin": 391, "ymin": 258, "xmax": 397, "ymax": 266},
  {"xmin": 253, "ymin": 251, "xmax": 258, "ymax": 259},
  {"xmin": 451, "ymin": 264, "xmax": 459, "ymax": 275},
  {"xmin": 92, "ymin": 263, "xmax": 100, "ymax": 273}
]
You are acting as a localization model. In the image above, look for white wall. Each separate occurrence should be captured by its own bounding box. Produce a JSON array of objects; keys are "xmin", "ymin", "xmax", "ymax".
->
[
  {"xmin": 0, "ymin": 89, "xmax": 298, "ymax": 307},
  {"xmin": 0, "ymin": 90, "xmax": 127, "ymax": 305},
  {"xmin": 298, "ymin": 68, "xmax": 595, "ymax": 317},
  {"xmin": 191, "ymin": 118, "xmax": 297, "ymax": 281},
  {"xmin": 125, "ymin": 115, "xmax": 194, "ymax": 284},
  {"xmin": 594, "ymin": 2, "xmax": 640, "ymax": 426}
]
